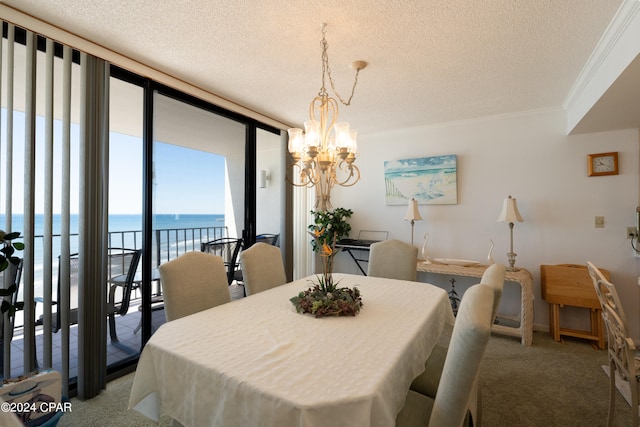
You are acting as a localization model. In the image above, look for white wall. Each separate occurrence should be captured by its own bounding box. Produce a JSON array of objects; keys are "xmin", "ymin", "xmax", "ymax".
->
[
  {"xmin": 329, "ymin": 108, "xmax": 640, "ymax": 339},
  {"xmin": 256, "ymin": 130, "xmax": 283, "ymax": 235}
]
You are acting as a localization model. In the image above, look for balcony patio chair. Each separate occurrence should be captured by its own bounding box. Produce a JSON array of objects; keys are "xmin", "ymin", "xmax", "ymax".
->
[
  {"xmin": 367, "ymin": 239, "xmax": 418, "ymax": 281},
  {"xmin": 0, "ymin": 259, "xmax": 24, "ymax": 338},
  {"xmin": 39, "ymin": 248, "xmax": 142, "ymax": 346},
  {"xmin": 256, "ymin": 233, "xmax": 279, "ymax": 246},
  {"xmin": 587, "ymin": 261, "xmax": 639, "ymax": 427},
  {"xmin": 200, "ymin": 237, "xmax": 243, "ymax": 285},
  {"xmin": 397, "ymin": 284, "xmax": 495, "ymax": 427},
  {"xmin": 106, "ymin": 248, "xmax": 143, "ymax": 343},
  {"xmin": 159, "ymin": 251, "xmax": 231, "ymax": 321},
  {"xmin": 36, "ymin": 254, "xmax": 80, "ymax": 331},
  {"xmin": 239, "ymin": 242, "xmax": 286, "ymax": 296},
  {"xmin": 0, "ymin": 259, "xmax": 23, "ymax": 378}
]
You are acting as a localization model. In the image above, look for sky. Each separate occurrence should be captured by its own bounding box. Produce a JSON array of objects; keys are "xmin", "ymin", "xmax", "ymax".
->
[{"xmin": 1, "ymin": 109, "xmax": 226, "ymax": 215}]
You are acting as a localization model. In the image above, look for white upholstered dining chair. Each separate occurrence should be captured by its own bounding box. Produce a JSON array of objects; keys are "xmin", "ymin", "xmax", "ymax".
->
[
  {"xmin": 367, "ymin": 239, "xmax": 418, "ymax": 281},
  {"xmin": 410, "ymin": 263, "xmax": 506, "ymax": 426},
  {"xmin": 159, "ymin": 251, "xmax": 231, "ymax": 321},
  {"xmin": 397, "ymin": 283, "xmax": 494, "ymax": 427},
  {"xmin": 482, "ymin": 263, "xmax": 507, "ymax": 322},
  {"xmin": 587, "ymin": 261, "xmax": 639, "ymax": 427},
  {"xmin": 240, "ymin": 242, "xmax": 287, "ymax": 296}
]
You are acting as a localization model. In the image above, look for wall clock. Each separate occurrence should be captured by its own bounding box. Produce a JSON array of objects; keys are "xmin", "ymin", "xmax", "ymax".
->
[{"xmin": 588, "ymin": 152, "xmax": 618, "ymax": 176}]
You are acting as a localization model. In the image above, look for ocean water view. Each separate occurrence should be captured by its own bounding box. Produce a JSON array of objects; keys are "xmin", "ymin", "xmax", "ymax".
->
[
  {"xmin": 0, "ymin": 213, "xmax": 226, "ymax": 316},
  {"xmin": 0, "ymin": 213, "xmax": 225, "ymax": 236}
]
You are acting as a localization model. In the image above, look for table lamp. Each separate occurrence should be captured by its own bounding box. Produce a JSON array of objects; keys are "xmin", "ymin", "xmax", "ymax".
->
[
  {"xmin": 404, "ymin": 198, "xmax": 422, "ymax": 245},
  {"xmin": 497, "ymin": 195, "xmax": 523, "ymax": 271}
]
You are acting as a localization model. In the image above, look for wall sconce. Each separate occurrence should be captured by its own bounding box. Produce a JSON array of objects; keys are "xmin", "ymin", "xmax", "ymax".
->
[{"xmin": 259, "ymin": 170, "xmax": 271, "ymax": 188}]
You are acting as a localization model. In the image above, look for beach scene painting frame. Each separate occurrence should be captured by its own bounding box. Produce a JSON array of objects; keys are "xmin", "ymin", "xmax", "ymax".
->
[{"xmin": 384, "ymin": 155, "xmax": 457, "ymax": 205}]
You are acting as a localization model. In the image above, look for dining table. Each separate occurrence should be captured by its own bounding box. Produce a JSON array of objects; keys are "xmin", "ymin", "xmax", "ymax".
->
[{"xmin": 128, "ymin": 273, "xmax": 455, "ymax": 427}]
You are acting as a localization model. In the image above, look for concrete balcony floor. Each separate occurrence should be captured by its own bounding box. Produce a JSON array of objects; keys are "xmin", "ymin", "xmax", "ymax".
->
[{"xmin": 3, "ymin": 283, "xmax": 245, "ymax": 380}]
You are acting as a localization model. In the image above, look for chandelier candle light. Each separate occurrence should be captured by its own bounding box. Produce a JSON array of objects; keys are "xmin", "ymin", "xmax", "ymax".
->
[
  {"xmin": 497, "ymin": 195, "xmax": 524, "ymax": 271},
  {"xmin": 287, "ymin": 24, "xmax": 367, "ymax": 212}
]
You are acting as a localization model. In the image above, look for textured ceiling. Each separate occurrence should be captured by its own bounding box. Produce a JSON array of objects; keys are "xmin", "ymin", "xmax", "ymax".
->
[{"xmin": 1, "ymin": 0, "xmax": 626, "ymax": 135}]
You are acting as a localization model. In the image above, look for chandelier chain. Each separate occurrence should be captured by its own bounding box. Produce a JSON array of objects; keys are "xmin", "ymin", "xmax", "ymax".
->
[{"xmin": 320, "ymin": 27, "xmax": 361, "ymax": 106}]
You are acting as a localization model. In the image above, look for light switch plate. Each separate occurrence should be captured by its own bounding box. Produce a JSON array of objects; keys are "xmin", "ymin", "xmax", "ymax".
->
[{"xmin": 595, "ymin": 216, "xmax": 605, "ymax": 228}]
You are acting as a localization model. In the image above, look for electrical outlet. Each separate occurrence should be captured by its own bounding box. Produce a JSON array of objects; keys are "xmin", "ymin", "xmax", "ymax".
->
[{"xmin": 627, "ymin": 227, "xmax": 637, "ymax": 239}]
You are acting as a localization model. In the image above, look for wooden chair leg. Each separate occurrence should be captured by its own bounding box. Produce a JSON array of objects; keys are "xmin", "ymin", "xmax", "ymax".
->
[
  {"xmin": 550, "ymin": 304, "xmax": 560, "ymax": 342},
  {"xmin": 593, "ymin": 308, "xmax": 605, "ymax": 350}
]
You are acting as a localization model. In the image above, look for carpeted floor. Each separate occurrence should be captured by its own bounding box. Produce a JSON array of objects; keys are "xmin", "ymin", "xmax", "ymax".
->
[
  {"xmin": 480, "ymin": 332, "xmax": 630, "ymax": 427},
  {"xmin": 58, "ymin": 372, "xmax": 172, "ymax": 427},
  {"xmin": 58, "ymin": 332, "xmax": 632, "ymax": 426}
]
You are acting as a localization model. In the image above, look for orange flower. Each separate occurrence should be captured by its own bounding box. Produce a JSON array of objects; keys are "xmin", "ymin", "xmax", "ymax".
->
[{"xmin": 321, "ymin": 242, "xmax": 333, "ymax": 256}]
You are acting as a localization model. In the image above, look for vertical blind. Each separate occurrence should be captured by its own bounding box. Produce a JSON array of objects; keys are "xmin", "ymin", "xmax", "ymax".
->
[
  {"xmin": 1, "ymin": 23, "xmax": 15, "ymax": 377},
  {"xmin": 77, "ymin": 52, "xmax": 110, "ymax": 398},
  {"xmin": 0, "ymin": 21, "xmax": 110, "ymax": 398}
]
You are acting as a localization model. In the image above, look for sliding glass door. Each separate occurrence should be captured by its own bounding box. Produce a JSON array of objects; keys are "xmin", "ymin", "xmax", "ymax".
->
[
  {"xmin": 0, "ymin": 19, "xmax": 283, "ymax": 394},
  {"xmin": 107, "ymin": 75, "xmax": 144, "ymax": 370},
  {"xmin": 152, "ymin": 92, "xmax": 246, "ymax": 247}
]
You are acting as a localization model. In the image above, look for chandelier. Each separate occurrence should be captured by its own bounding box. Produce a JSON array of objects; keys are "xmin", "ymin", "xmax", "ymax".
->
[{"xmin": 286, "ymin": 24, "xmax": 367, "ymax": 212}]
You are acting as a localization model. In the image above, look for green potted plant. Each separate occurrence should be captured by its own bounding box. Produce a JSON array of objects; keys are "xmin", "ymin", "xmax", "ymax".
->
[
  {"xmin": 290, "ymin": 208, "xmax": 363, "ymax": 318},
  {"xmin": 307, "ymin": 207, "xmax": 353, "ymax": 281}
]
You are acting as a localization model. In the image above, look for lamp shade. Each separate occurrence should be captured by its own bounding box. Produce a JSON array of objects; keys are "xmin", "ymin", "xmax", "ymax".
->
[
  {"xmin": 287, "ymin": 128, "xmax": 304, "ymax": 153},
  {"xmin": 404, "ymin": 198, "xmax": 422, "ymax": 222},
  {"xmin": 497, "ymin": 195, "xmax": 523, "ymax": 223}
]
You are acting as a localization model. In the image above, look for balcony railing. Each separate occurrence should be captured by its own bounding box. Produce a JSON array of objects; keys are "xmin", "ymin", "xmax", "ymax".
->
[
  {"xmin": 2, "ymin": 224, "xmax": 230, "ymax": 382},
  {"xmin": 13, "ymin": 225, "xmax": 229, "ymax": 330}
]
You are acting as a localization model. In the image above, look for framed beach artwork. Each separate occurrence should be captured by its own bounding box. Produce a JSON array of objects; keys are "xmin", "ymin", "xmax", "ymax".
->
[{"xmin": 384, "ymin": 155, "xmax": 457, "ymax": 205}]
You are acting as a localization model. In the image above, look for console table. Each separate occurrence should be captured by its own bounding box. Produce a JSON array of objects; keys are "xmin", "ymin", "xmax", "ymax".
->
[{"xmin": 417, "ymin": 261, "xmax": 534, "ymax": 345}]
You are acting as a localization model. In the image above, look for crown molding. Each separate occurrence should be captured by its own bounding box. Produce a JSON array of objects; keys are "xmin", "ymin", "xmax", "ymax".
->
[{"xmin": 563, "ymin": 0, "xmax": 640, "ymax": 133}]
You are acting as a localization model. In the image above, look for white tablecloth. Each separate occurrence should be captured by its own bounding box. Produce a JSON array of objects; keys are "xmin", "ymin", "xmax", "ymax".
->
[{"xmin": 128, "ymin": 273, "xmax": 454, "ymax": 427}]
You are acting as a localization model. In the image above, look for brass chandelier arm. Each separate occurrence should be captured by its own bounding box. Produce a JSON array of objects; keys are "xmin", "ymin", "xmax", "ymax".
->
[
  {"xmin": 309, "ymin": 95, "xmax": 337, "ymax": 134},
  {"xmin": 331, "ymin": 162, "xmax": 360, "ymax": 187},
  {"xmin": 285, "ymin": 162, "xmax": 320, "ymax": 187}
]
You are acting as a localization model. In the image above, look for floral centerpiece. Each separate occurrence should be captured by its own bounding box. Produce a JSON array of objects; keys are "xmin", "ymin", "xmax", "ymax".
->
[{"xmin": 290, "ymin": 207, "xmax": 363, "ymax": 317}]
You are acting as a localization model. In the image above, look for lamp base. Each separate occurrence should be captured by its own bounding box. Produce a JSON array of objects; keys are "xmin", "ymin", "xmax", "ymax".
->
[
  {"xmin": 410, "ymin": 220, "xmax": 415, "ymax": 246},
  {"xmin": 506, "ymin": 251, "xmax": 519, "ymax": 271}
]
